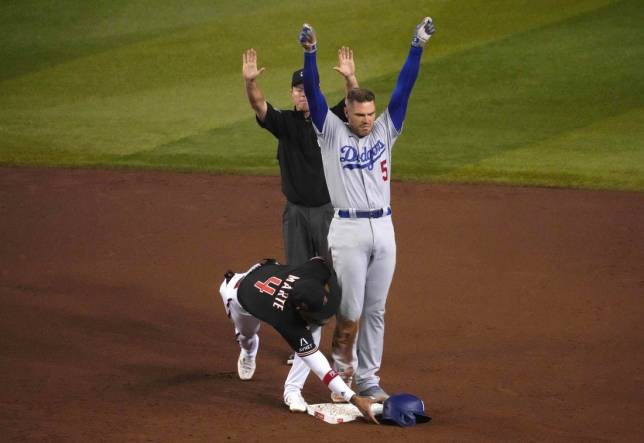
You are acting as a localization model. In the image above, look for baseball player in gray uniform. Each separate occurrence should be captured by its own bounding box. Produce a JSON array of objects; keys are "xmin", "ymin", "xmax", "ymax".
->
[{"xmin": 298, "ymin": 17, "xmax": 436, "ymax": 402}]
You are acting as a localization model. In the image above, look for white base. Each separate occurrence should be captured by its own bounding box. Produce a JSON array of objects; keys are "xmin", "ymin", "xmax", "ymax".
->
[{"xmin": 306, "ymin": 402, "xmax": 383, "ymax": 424}]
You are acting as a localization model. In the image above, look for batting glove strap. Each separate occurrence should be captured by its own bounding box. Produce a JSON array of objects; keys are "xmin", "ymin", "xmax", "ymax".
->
[
  {"xmin": 412, "ymin": 16, "xmax": 435, "ymax": 48},
  {"xmin": 303, "ymin": 43, "xmax": 317, "ymax": 53}
]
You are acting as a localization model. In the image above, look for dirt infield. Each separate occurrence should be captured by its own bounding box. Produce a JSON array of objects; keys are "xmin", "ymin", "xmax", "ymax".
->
[{"xmin": 1, "ymin": 167, "xmax": 643, "ymax": 442}]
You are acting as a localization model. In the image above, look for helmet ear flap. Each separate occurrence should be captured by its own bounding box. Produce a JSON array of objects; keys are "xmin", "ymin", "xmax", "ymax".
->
[{"xmin": 401, "ymin": 412, "xmax": 417, "ymax": 427}]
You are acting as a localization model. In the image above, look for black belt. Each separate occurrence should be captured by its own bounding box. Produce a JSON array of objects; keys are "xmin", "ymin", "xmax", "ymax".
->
[{"xmin": 337, "ymin": 207, "xmax": 392, "ymax": 219}]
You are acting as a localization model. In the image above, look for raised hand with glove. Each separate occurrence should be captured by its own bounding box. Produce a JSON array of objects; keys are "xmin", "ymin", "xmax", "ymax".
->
[
  {"xmin": 412, "ymin": 16, "xmax": 436, "ymax": 48},
  {"xmin": 299, "ymin": 23, "xmax": 318, "ymax": 53}
]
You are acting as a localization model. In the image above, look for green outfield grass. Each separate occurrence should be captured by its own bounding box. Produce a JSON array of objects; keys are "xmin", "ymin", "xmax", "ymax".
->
[{"xmin": 1, "ymin": 0, "xmax": 642, "ymax": 190}]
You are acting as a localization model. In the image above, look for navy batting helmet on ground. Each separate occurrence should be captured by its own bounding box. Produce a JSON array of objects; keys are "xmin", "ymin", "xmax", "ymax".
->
[{"xmin": 379, "ymin": 393, "xmax": 432, "ymax": 427}]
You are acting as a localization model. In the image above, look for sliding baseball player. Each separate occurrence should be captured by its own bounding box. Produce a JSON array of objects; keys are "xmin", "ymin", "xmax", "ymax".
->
[{"xmin": 218, "ymin": 257, "xmax": 379, "ymax": 423}]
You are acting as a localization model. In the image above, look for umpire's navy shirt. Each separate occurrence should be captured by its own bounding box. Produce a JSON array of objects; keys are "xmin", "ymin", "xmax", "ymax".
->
[{"xmin": 257, "ymin": 100, "xmax": 346, "ymax": 207}]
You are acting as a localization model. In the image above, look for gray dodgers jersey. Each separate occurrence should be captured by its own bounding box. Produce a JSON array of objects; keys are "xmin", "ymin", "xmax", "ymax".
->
[{"xmin": 315, "ymin": 109, "xmax": 400, "ymax": 210}]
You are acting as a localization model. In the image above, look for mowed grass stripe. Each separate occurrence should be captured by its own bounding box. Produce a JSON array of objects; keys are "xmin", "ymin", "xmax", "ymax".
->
[
  {"xmin": 1, "ymin": 0, "xmax": 640, "ymax": 191},
  {"xmin": 0, "ymin": 0, "xmax": 287, "ymax": 80},
  {"xmin": 395, "ymin": 0, "xmax": 643, "ymax": 188},
  {"xmin": 115, "ymin": 0, "xmax": 642, "ymax": 191},
  {"xmin": 444, "ymin": 109, "xmax": 644, "ymax": 190}
]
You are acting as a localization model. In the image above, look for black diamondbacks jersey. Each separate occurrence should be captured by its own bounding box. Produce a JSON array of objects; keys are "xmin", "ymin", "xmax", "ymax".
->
[{"xmin": 237, "ymin": 258, "xmax": 331, "ymax": 355}]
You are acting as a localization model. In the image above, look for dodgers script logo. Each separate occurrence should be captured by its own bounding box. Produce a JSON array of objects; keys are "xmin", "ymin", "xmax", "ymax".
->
[{"xmin": 340, "ymin": 140, "xmax": 386, "ymax": 171}]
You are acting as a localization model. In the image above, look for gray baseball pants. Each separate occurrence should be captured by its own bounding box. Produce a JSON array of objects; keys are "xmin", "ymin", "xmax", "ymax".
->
[{"xmin": 282, "ymin": 201, "xmax": 334, "ymax": 265}]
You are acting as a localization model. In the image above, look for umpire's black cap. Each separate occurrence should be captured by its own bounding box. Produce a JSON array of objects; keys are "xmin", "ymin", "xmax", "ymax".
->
[
  {"xmin": 291, "ymin": 274, "xmax": 341, "ymax": 322},
  {"xmin": 291, "ymin": 69, "xmax": 304, "ymax": 87}
]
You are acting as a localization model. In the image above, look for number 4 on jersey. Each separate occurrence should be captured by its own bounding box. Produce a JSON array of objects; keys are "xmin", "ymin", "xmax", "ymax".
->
[{"xmin": 254, "ymin": 277, "xmax": 282, "ymax": 295}]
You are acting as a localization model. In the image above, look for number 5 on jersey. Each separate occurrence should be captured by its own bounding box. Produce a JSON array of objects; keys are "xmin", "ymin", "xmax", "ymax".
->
[{"xmin": 380, "ymin": 160, "xmax": 388, "ymax": 181}]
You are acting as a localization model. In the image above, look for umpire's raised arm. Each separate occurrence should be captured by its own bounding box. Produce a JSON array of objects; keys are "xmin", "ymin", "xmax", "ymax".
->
[
  {"xmin": 387, "ymin": 17, "xmax": 436, "ymax": 133},
  {"xmin": 299, "ymin": 24, "xmax": 329, "ymax": 132}
]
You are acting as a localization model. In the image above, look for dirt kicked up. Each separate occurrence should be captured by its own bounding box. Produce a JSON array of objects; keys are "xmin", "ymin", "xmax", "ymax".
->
[{"xmin": 1, "ymin": 167, "xmax": 643, "ymax": 442}]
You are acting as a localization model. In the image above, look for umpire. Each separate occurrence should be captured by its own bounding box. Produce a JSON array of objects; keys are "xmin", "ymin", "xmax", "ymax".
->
[{"xmin": 242, "ymin": 48, "xmax": 358, "ymax": 267}]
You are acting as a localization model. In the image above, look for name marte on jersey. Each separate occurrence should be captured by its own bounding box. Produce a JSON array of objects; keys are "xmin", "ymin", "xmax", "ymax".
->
[
  {"xmin": 339, "ymin": 140, "xmax": 385, "ymax": 171},
  {"xmin": 272, "ymin": 274, "xmax": 300, "ymax": 311}
]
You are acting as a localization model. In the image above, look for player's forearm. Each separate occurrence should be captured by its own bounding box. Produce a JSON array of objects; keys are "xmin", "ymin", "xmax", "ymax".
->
[
  {"xmin": 245, "ymin": 79, "xmax": 268, "ymax": 121},
  {"xmin": 301, "ymin": 350, "xmax": 356, "ymax": 402},
  {"xmin": 303, "ymin": 52, "xmax": 329, "ymax": 131},
  {"xmin": 344, "ymin": 74, "xmax": 359, "ymax": 95},
  {"xmin": 387, "ymin": 45, "xmax": 423, "ymax": 132}
]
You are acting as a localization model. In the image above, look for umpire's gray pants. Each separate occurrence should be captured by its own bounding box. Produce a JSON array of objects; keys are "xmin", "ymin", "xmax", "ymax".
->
[{"xmin": 282, "ymin": 201, "xmax": 334, "ymax": 265}]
